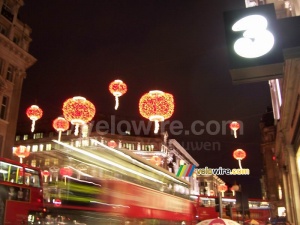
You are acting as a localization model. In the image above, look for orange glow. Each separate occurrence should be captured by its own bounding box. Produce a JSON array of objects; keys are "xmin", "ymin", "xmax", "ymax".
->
[
  {"xmin": 218, "ymin": 184, "xmax": 228, "ymax": 192},
  {"xmin": 107, "ymin": 140, "xmax": 117, "ymax": 148},
  {"xmin": 229, "ymin": 121, "xmax": 240, "ymax": 138},
  {"xmin": 13, "ymin": 145, "xmax": 30, "ymax": 163},
  {"xmin": 59, "ymin": 167, "xmax": 73, "ymax": 177},
  {"xmin": 150, "ymin": 155, "xmax": 162, "ymax": 166},
  {"xmin": 139, "ymin": 90, "xmax": 174, "ymax": 133},
  {"xmin": 62, "ymin": 96, "xmax": 96, "ymax": 135},
  {"xmin": 26, "ymin": 105, "xmax": 43, "ymax": 132},
  {"xmin": 109, "ymin": 79, "xmax": 127, "ymax": 110},
  {"xmin": 53, "ymin": 117, "xmax": 70, "ymax": 132},
  {"xmin": 233, "ymin": 149, "xmax": 246, "ymax": 160}
]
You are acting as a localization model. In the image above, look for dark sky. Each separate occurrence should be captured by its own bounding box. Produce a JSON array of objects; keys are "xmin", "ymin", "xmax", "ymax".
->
[{"xmin": 17, "ymin": 1, "xmax": 272, "ymax": 198}]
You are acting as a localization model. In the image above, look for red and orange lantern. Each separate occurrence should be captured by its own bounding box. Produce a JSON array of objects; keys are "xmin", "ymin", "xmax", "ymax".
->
[
  {"xmin": 229, "ymin": 121, "xmax": 240, "ymax": 138},
  {"xmin": 107, "ymin": 140, "xmax": 118, "ymax": 149},
  {"xmin": 109, "ymin": 79, "xmax": 127, "ymax": 110},
  {"xmin": 42, "ymin": 170, "xmax": 50, "ymax": 182},
  {"xmin": 13, "ymin": 145, "xmax": 30, "ymax": 163},
  {"xmin": 60, "ymin": 167, "xmax": 73, "ymax": 185},
  {"xmin": 218, "ymin": 184, "xmax": 228, "ymax": 197},
  {"xmin": 26, "ymin": 105, "xmax": 43, "ymax": 132},
  {"xmin": 62, "ymin": 96, "xmax": 96, "ymax": 136},
  {"xmin": 139, "ymin": 90, "xmax": 174, "ymax": 134},
  {"xmin": 233, "ymin": 149, "xmax": 246, "ymax": 169},
  {"xmin": 52, "ymin": 117, "xmax": 70, "ymax": 141},
  {"xmin": 150, "ymin": 155, "xmax": 162, "ymax": 166}
]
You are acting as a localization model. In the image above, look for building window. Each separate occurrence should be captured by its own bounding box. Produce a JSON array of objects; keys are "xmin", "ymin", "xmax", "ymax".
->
[
  {"xmin": 45, "ymin": 158, "xmax": 50, "ymax": 166},
  {"xmin": 53, "ymin": 158, "xmax": 58, "ymax": 165},
  {"xmin": 0, "ymin": 95, "xmax": 9, "ymax": 120},
  {"xmin": 0, "ymin": 58, "xmax": 4, "ymax": 75},
  {"xmin": 0, "ymin": 24, "xmax": 7, "ymax": 35},
  {"xmin": 15, "ymin": 136, "xmax": 20, "ymax": 141},
  {"xmin": 46, "ymin": 144, "xmax": 52, "ymax": 151},
  {"xmin": 39, "ymin": 144, "xmax": 44, "ymax": 151},
  {"xmin": 278, "ymin": 185, "xmax": 282, "ymax": 200},
  {"xmin": 1, "ymin": 1, "xmax": 14, "ymax": 22},
  {"xmin": 33, "ymin": 133, "xmax": 43, "ymax": 139},
  {"xmin": 32, "ymin": 145, "xmax": 38, "ymax": 152},
  {"xmin": 23, "ymin": 135, "xmax": 28, "ymax": 140},
  {"xmin": 31, "ymin": 159, "xmax": 37, "ymax": 167},
  {"xmin": 6, "ymin": 65, "xmax": 14, "ymax": 82},
  {"xmin": 13, "ymin": 36, "xmax": 20, "ymax": 45}
]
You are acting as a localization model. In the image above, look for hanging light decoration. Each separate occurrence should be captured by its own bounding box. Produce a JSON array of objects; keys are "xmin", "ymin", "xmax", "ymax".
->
[
  {"xmin": 233, "ymin": 149, "xmax": 246, "ymax": 169},
  {"xmin": 42, "ymin": 170, "xmax": 50, "ymax": 183},
  {"xmin": 218, "ymin": 184, "xmax": 228, "ymax": 197},
  {"xmin": 150, "ymin": 155, "xmax": 162, "ymax": 166},
  {"xmin": 59, "ymin": 167, "xmax": 73, "ymax": 185},
  {"xmin": 229, "ymin": 121, "xmax": 240, "ymax": 138},
  {"xmin": 26, "ymin": 105, "xmax": 43, "ymax": 132},
  {"xmin": 52, "ymin": 117, "xmax": 70, "ymax": 141},
  {"xmin": 62, "ymin": 96, "xmax": 96, "ymax": 136},
  {"xmin": 107, "ymin": 140, "xmax": 117, "ymax": 149},
  {"xmin": 109, "ymin": 79, "xmax": 127, "ymax": 110},
  {"xmin": 139, "ymin": 90, "xmax": 174, "ymax": 134},
  {"xmin": 13, "ymin": 145, "xmax": 30, "ymax": 163}
]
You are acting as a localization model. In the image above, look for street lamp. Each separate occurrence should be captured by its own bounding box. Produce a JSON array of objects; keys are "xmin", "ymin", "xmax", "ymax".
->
[{"xmin": 232, "ymin": 184, "xmax": 248, "ymax": 224}]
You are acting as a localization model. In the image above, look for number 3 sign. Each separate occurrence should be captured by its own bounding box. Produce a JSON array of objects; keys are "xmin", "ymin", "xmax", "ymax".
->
[
  {"xmin": 223, "ymin": 4, "xmax": 284, "ymax": 84},
  {"xmin": 232, "ymin": 15, "xmax": 274, "ymax": 58}
]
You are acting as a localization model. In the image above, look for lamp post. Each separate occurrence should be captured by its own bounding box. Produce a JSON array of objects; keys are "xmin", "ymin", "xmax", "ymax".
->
[{"xmin": 232, "ymin": 184, "xmax": 245, "ymax": 224}]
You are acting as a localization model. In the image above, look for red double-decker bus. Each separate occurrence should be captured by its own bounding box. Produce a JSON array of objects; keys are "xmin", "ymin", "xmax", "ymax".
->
[
  {"xmin": 42, "ymin": 176, "xmax": 198, "ymax": 225},
  {"xmin": 193, "ymin": 195, "xmax": 271, "ymax": 223},
  {"xmin": 0, "ymin": 157, "xmax": 44, "ymax": 225}
]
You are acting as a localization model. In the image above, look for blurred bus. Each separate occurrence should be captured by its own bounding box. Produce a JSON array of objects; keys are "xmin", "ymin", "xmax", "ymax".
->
[
  {"xmin": 0, "ymin": 157, "xmax": 44, "ymax": 225},
  {"xmin": 43, "ymin": 176, "xmax": 197, "ymax": 225},
  {"xmin": 31, "ymin": 139, "xmax": 198, "ymax": 225}
]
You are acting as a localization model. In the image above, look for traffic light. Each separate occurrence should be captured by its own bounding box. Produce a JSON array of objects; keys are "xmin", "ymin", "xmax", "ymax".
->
[{"xmin": 225, "ymin": 204, "xmax": 233, "ymax": 218}]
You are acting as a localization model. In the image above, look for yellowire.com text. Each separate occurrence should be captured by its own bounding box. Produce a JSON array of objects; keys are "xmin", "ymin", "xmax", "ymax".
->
[{"xmin": 195, "ymin": 166, "xmax": 250, "ymax": 175}]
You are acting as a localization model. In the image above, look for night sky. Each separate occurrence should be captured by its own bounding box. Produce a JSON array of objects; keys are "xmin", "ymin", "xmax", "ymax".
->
[{"xmin": 17, "ymin": 1, "xmax": 272, "ymax": 198}]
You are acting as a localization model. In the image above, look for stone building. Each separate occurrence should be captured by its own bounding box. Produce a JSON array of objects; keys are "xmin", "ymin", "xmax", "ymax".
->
[{"xmin": 0, "ymin": 0, "xmax": 36, "ymax": 159}]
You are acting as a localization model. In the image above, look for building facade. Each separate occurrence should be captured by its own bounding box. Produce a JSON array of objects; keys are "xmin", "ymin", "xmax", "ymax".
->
[{"xmin": 0, "ymin": 0, "xmax": 36, "ymax": 159}]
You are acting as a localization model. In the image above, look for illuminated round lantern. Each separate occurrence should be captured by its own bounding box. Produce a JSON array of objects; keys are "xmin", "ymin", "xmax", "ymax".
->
[
  {"xmin": 13, "ymin": 145, "xmax": 30, "ymax": 163},
  {"xmin": 42, "ymin": 170, "xmax": 50, "ymax": 182},
  {"xmin": 210, "ymin": 190, "xmax": 215, "ymax": 196},
  {"xmin": 231, "ymin": 184, "xmax": 240, "ymax": 196},
  {"xmin": 233, "ymin": 149, "xmax": 246, "ymax": 169},
  {"xmin": 107, "ymin": 140, "xmax": 117, "ymax": 149},
  {"xmin": 150, "ymin": 155, "xmax": 162, "ymax": 166},
  {"xmin": 52, "ymin": 117, "xmax": 70, "ymax": 141},
  {"xmin": 139, "ymin": 90, "xmax": 174, "ymax": 134},
  {"xmin": 218, "ymin": 184, "xmax": 228, "ymax": 197},
  {"xmin": 218, "ymin": 184, "xmax": 228, "ymax": 192},
  {"xmin": 109, "ymin": 79, "xmax": 127, "ymax": 110},
  {"xmin": 59, "ymin": 167, "xmax": 73, "ymax": 177},
  {"xmin": 229, "ymin": 121, "xmax": 240, "ymax": 138},
  {"xmin": 62, "ymin": 96, "xmax": 96, "ymax": 136},
  {"xmin": 60, "ymin": 167, "xmax": 73, "ymax": 185},
  {"xmin": 26, "ymin": 105, "xmax": 43, "ymax": 132}
]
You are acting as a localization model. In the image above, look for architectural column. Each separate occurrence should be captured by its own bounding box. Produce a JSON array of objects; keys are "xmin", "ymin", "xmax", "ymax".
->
[{"xmin": 286, "ymin": 145, "xmax": 300, "ymax": 225}]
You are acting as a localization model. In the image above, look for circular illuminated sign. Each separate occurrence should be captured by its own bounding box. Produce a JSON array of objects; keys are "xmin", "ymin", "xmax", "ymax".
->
[{"xmin": 232, "ymin": 15, "xmax": 274, "ymax": 58}]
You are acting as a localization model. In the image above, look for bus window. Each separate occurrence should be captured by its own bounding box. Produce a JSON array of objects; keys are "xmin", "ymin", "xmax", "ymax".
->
[
  {"xmin": 0, "ymin": 161, "xmax": 23, "ymax": 184},
  {"xmin": 25, "ymin": 168, "xmax": 41, "ymax": 188}
]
